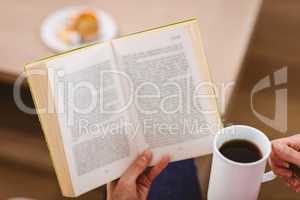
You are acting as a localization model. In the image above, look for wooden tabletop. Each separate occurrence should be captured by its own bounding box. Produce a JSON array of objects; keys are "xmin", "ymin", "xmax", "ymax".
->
[{"xmin": 0, "ymin": 0, "xmax": 261, "ymax": 109}]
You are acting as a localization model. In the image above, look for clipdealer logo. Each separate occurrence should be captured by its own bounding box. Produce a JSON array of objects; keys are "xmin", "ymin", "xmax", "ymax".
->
[{"xmin": 250, "ymin": 67, "xmax": 288, "ymax": 133}]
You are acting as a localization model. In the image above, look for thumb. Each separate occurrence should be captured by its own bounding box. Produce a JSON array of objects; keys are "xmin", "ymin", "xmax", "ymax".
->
[
  {"xmin": 273, "ymin": 143, "xmax": 300, "ymax": 167},
  {"xmin": 121, "ymin": 150, "xmax": 152, "ymax": 183},
  {"xmin": 106, "ymin": 181, "xmax": 117, "ymax": 200}
]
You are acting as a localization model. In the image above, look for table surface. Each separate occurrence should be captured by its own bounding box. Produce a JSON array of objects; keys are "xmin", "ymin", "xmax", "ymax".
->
[{"xmin": 0, "ymin": 0, "xmax": 261, "ymax": 110}]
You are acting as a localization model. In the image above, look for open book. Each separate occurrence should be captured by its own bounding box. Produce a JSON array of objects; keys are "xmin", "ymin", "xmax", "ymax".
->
[{"xmin": 25, "ymin": 18, "xmax": 222, "ymax": 197}]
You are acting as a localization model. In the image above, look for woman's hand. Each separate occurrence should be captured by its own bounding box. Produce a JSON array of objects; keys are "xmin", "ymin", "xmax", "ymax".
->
[
  {"xmin": 269, "ymin": 135, "xmax": 300, "ymax": 192},
  {"xmin": 107, "ymin": 150, "xmax": 170, "ymax": 200}
]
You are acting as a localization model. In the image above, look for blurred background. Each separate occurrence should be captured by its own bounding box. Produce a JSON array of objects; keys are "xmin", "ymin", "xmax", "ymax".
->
[{"xmin": 0, "ymin": 0, "xmax": 299, "ymax": 199}]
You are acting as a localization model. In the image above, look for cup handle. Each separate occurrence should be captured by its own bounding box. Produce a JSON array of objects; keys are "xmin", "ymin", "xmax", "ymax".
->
[{"xmin": 262, "ymin": 171, "xmax": 277, "ymax": 183}]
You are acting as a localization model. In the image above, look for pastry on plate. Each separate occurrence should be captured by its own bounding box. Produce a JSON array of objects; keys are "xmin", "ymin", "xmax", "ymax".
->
[{"xmin": 57, "ymin": 10, "xmax": 100, "ymax": 45}]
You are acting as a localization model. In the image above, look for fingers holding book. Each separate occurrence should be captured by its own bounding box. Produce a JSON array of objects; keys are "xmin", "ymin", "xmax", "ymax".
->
[{"xmin": 107, "ymin": 150, "xmax": 170, "ymax": 200}]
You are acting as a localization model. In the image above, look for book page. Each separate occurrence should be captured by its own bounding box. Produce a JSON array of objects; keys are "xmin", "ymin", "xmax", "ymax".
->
[
  {"xmin": 112, "ymin": 22, "xmax": 222, "ymax": 164},
  {"xmin": 47, "ymin": 42, "xmax": 138, "ymax": 196}
]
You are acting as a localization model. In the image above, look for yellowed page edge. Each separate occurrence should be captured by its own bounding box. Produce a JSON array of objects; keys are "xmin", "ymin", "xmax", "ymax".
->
[
  {"xmin": 25, "ymin": 63, "xmax": 75, "ymax": 197},
  {"xmin": 187, "ymin": 21, "xmax": 223, "ymax": 129}
]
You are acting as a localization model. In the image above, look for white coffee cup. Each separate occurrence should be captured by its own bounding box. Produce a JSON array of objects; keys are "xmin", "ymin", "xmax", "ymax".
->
[{"xmin": 208, "ymin": 125, "xmax": 276, "ymax": 200}]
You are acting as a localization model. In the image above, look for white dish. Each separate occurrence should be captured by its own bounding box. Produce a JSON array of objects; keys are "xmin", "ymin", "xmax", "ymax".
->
[{"xmin": 41, "ymin": 6, "xmax": 118, "ymax": 52}]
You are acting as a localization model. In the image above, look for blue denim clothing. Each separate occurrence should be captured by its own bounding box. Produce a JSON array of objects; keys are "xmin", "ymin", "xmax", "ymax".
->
[{"xmin": 148, "ymin": 159, "xmax": 202, "ymax": 200}]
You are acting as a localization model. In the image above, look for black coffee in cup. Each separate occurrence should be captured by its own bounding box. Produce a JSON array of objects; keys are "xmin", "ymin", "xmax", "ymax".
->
[{"xmin": 219, "ymin": 139, "xmax": 262, "ymax": 163}]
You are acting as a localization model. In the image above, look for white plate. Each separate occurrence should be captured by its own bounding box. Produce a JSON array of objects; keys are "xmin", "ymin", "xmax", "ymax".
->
[{"xmin": 41, "ymin": 6, "xmax": 118, "ymax": 52}]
